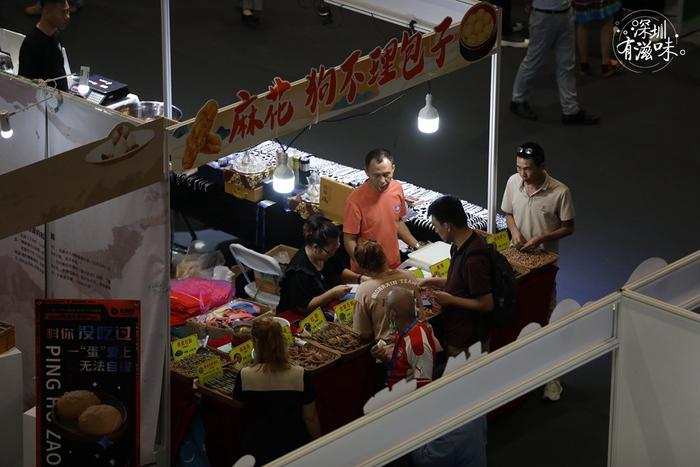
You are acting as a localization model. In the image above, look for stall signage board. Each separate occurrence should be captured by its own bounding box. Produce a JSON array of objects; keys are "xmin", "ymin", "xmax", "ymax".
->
[
  {"xmin": 196, "ymin": 357, "xmax": 224, "ymax": 385},
  {"xmin": 334, "ymin": 299, "xmax": 356, "ymax": 326},
  {"xmin": 430, "ymin": 259, "xmax": 451, "ymax": 278},
  {"xmin": 487, "ymin": 231, "xmax": 510, "ymax": 253},
  {"xmin": 35, "ymin": 299, "xmax": 140, "ymax": 467},
  {"xmin": 171, "ymin": 335, "xmax": 198, "ymax": 362},
  {"xmin": 229, "ymin": 340, "xmax": 254, "ymax": 366},
  {"xmin": 300, "ymin": 308, "xmax": 328, "ymax": 335},
  {"xmin": 281, "ymin": 324, "xmax": 294, "ymax": 346},
  {"xmin": 167, "ymin": 5, "xmax": 499, "ymax": 172}
]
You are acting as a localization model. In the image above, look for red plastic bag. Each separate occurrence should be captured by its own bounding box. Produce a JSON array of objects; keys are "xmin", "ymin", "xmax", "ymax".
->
[{"xmin": 170, "ymin": 278, "xmax": 235, "ymax": 326}]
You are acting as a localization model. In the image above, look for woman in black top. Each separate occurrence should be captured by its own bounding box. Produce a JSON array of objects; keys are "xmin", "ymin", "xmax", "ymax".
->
[
  {"xmin": 233, "ymin": 318, "xmax": 321, "ymax": 464},
  {"xmin": 277, "ymin": 214, "xmax": 365, "ymax": 314}
]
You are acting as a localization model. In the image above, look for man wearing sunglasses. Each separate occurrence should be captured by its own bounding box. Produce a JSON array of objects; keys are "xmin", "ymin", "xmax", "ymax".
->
[{"xmin": 501, "ymin": 142, "xmax": 574, "ymax": 400}]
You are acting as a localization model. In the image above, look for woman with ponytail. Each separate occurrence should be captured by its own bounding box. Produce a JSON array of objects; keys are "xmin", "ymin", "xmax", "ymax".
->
[{"xmin": 278, "ymin": 214, "xmax": 365, "ymax": 314}]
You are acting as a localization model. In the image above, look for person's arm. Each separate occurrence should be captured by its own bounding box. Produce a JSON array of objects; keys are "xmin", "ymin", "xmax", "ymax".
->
[
  {"xmin": 433, "ymin": 291, "xmax": 494, "ymax": 313},
  {"xmin": 302, "ymin": 402, "xmax": 322, "ymax": 440},
  {"xmin": 419, "ymin": 277, "xmax": 447, "ymax": 289},
  {"xmin": 306, "ymin": 284, "xmax": 352, "ymax": 312},
  {"xmin": 343, "ymin": 233, "xmax": 359, "ymax": 263},
  {"xmin": 340, "ymin": 268, "xmax": 365, "ymax": 284},
  {"xmin": 397, "ymin": 220, "xmax": 420, "ymax": 251},
  {"xmin": 505, "ymin": 213, "xmax": 526, "ymax": 249},
  {"xmin": 521, "ymin": 219, "xmax": 575, "ymax": 251}
]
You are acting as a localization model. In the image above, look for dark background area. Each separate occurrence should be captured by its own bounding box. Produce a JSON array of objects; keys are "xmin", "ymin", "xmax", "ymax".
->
[{"xmin": 3, "ymin": 0, "xmax": 699, "ymax": 465}]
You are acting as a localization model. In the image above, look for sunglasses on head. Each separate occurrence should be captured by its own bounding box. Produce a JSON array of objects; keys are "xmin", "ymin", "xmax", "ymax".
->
[{"xmin": 517, "ymin": 146, "xmax": 534, "ymax": 155}]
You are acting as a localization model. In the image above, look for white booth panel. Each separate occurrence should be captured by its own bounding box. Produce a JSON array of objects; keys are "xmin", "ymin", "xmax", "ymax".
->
[
  {"xmin": 610, "ymin": 293, "xmax": 700, "ymax": 467},
  {"xmin": 273, "ymin": 297, "xmax": 617, "ymax": 466},
  {"xmin": 626, "ymin": 250, "xmax": 700, "ymax": 310}
]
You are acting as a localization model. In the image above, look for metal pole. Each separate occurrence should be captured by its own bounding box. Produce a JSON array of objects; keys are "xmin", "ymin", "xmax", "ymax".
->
[
  {"xmin": 487, "ymin": 8, "xmax": 503, "ymax": 234},
  {"xmin": 161, "ymin": 0, "xmax": 173, "ymax": 119}
]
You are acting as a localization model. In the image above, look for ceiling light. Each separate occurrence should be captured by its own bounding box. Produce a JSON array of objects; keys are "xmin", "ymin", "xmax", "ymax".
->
[
  {"xmin": 417, "ymin": 93, "xmax": 439, "ymax": 134},
  {"xmin": 0, "ymin": 112, "xmax": 12, "ymax": 139}
]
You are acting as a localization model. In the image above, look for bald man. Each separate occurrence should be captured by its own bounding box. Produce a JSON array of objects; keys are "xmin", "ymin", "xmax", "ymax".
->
[{"xmin": 373, "ymin": 288, "xmax": 439, "ymax": 389}]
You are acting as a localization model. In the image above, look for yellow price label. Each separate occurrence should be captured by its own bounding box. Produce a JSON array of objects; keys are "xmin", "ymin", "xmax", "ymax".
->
[
  {"xmin": 171, "ymin": 335, "xmax": 198, "ymax": 362},
  {"xmin": 300, "ymin": 307, "xmax": 328, "ymax": 335},
  {"xmin": 413, "ymin": 268, "xmax": 425, "ymax": 279},
  {"xmin": 229, "ymin": 340, "xmax": 254, "ymax": 366},
  {"xmin": 281, "ymin": 324, "xmax": 294, "ymax": 346},
  {"xmin": 334, "ymin": 298, "xmax": 356, "ymax": 326},
  {"xmin": 196, "ymin": 357, "xmax": 224, "ymax": 385},
  {"xmin": 487, "ymin": 231, "xmax": 510, "ymax": 253},
  {"xmin": 429, "ymin": 258, "xmax": 451, "ymax": 278}
]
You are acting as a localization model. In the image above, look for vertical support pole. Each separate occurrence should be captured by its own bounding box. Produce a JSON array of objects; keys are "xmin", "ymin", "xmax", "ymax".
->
[
  {"xmin": 161, "ymin": 0, "xmax": 173, "ymax": 119},
  {"xmin": 487, "ymin": 7, "xmax": 503, "ymax": 234}
]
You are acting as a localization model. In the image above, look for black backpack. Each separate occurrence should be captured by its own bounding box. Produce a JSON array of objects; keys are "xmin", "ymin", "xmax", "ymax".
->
[{"xmin": 466, "ymin": 244, "xmax": 518, "ymax": 327}]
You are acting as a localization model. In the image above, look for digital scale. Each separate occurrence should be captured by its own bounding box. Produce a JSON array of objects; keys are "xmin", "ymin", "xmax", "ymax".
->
[{"xmin": 72, "ymin": 73, "xmax": 129, "ymax": 106}]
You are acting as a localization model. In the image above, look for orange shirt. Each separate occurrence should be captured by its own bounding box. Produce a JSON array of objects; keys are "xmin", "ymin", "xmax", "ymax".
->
[{"xmin": 343, "ymin": 180, "xmax": 406, "ymax": 271}]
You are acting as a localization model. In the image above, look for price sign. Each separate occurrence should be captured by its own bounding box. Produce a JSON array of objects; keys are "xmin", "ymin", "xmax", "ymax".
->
[
  {"xmin": 487, "ymin": 230, "xmax": 510, "ymax": 253},
  {"xmin": 281, "ymin": 324, "xmax": 294, "ymax": 346},
  {"xmin": 429, "ymin": 258, "xmax": 451, "ymax": 278},
  {"xmin": 334, "ymin": 298, "xmax": 356, "ymax": 326},
  {"xmin": 229, "ymin": 339, "xmax": 254, "ymax": 366},
  {"xmin": 413, "ymin": 268, "xmax": 425, "ymax": 279},
  {"xmin": 299, "ymin": 307, "xmax": 328, "ymax": 335},
  {"xmin": 171, "ymin": 334, "xmax": 198, "ymax": 362},
  {"xmin": 196, "ymin": 357, "xmax": 224, "ymax": 385}
]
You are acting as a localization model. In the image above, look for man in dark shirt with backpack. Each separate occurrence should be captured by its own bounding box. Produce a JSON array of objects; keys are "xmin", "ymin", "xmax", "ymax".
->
[
  {"xmin": 420, "ymin": 195, "xmax": 495, "ymax": 357},
  {"xmin": 19, "ymin": 0, "xmax": 72, "ymax": 92}
]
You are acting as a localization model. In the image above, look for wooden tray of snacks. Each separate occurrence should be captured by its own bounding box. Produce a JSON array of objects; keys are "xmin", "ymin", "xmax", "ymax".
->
[
  {"xmin": 198, "ymin": 368, "xmax": 239, "ymax": 404},
  {"xmin": 0, "ymin": 321, "xmax": 15, "ymax": 354},
  {"xmin": 502, "ymin": 247, "xmax": 559, "ymax": 271},
  {"xmin": 289, "ymin": 339, "xmax": 341, "ymax": 376},
  {"xmin": 510, "ymin": 263, "xmax": 531, "ymax": 280},
  {"xmin": 307, "ymin": 322, "xmax": 370, "ymax": 361},
  {"xmin": 171, "ymin": 348, "xmax": 229, "ymax": 381}
]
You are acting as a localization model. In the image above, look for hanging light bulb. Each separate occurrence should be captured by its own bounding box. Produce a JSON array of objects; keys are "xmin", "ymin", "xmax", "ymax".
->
[
  {"xmin": 0, "ymin": 112, "xmax": 12, "ymax": 139},
  {"xmin": 272, "ymin": 150, "xmax": 295, "ymax": 194},
  {"xmin": 417, "ymin": 93, "xmax": 439, "ymax": 134},
  {"xmin": 77, "ymin": 66, "xmax": 90, "ymax": 96}
]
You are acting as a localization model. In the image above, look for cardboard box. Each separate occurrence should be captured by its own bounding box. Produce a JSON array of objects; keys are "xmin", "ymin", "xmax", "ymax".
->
[
  {"xmin": 223, "ymin": 167, "xmax": 272, "ymax": 202},
  {"xmin": 319, "ymin": 176, "xmax": 353, "ymax": 224},
  {"xmin": 254, "ymin": 244, "xmax": 299, "ymax": 294}
]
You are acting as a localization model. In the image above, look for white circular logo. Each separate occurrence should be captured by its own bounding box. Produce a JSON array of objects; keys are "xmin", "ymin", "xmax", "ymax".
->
[{"xmin": 613, "ymin": 10, "xmax": 686, "ymax": 73}]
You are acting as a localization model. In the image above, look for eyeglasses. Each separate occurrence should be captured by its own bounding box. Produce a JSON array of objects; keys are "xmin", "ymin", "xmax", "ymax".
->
[
  {"xmin": 517, "ymin": 146, "xmax": 534, "ymax": 155},
  {"xmin": 319, "ymin": 241, "xmax": 340, "ymax": 255}
]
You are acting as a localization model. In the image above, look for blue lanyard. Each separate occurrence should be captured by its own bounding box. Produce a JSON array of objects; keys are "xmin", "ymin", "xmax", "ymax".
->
[{"xmin": 385, "ymin": 319, "xmax": 418, "ymax": 385}]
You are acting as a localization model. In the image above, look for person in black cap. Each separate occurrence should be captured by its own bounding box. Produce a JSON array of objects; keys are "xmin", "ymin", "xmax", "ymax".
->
[{"xmin": 19, "ymin": 0, "xmax": 72, "ymax": 92}]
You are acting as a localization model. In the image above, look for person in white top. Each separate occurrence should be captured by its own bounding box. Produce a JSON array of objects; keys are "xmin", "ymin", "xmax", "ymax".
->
[{"xmin": 500, "ymin": 141, "xmax": 574, "ymax": 402}]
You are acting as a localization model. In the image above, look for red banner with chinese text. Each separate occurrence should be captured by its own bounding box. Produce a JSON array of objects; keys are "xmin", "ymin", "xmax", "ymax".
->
[{"xmin": 168, "ymin": 5, "xmax": 497, "ymax": 171}]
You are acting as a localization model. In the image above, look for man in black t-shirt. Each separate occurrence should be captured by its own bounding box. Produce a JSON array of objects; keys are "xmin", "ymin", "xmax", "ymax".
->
[{"xmin": 19, "ymin": 0, "xmax": 72, "ymax": 92}]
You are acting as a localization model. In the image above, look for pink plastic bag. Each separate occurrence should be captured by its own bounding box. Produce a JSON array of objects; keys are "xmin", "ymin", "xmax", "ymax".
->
[{"xmin": 170, "ymin": 278, "xmax": 235, "ymax": 326}]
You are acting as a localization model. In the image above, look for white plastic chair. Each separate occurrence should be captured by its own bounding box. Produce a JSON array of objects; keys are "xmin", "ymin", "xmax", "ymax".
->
[{"xmin": 229, "ymin": 243, "xmax": 282, "ymax": 307}]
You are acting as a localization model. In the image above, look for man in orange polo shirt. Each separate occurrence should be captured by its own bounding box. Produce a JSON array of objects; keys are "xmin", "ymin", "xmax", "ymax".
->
[{"xmin": 343, "ymin": 149, "xmax": 421, "ymax": 272}]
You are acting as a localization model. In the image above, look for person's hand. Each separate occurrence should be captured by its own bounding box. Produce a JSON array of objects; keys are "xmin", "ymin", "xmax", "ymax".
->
[
  {"xmin": 521, "ymin": 236, "xmax": 543, "ymax": 251},
  {"xmin": 511, "ymin": 230, "xmax": 526, "ymax": 250},
  {"xmin": 331, "ymin": 284, "xmax": 352, "ymax": 299},
  {"xmin": 418, "ymin": 277, "xmax": 440, "ymax": 289},
  {"xmin": 433, "ymin": 291, "xmax": 454, "ymax": 307},
  {"xmin": 431, "ymin": 301, "xmax": 443, "ymax": 314},
  {"xmin": 371, "ymin": 342, "xmax": 392, "ymax": 362},
  {"xmin": 524, "ymin": 0, "xmax": 533, "ymax": 16}
]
